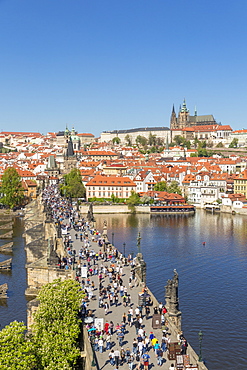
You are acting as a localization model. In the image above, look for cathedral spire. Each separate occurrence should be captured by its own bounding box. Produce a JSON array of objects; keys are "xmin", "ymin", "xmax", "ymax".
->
[
  {"xmin": 172, "ymin": 104, "xmax": 175, "ymax": 114},
  {"xmin": 181, "ymin": 98, "xmax": 189, "ymax": 113}
]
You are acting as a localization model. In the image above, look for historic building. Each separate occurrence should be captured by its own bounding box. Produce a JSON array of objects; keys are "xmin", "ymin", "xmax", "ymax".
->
[
  {"xmin": 100, "ymin": 127, "xmax": 171, "ymax": 144},
  {"xmin": 170, "ymin": 100, "xmax": 217, "ymax": 130}
]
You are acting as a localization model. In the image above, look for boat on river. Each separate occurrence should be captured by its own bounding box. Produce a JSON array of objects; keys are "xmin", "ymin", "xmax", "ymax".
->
[{"xmin": 150, "ymin": 204, "xmax": 195, "ymax": 213}]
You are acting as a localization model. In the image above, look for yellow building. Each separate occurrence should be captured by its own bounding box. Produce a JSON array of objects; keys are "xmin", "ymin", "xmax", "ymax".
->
[{"xmin": 234, "ymin": 170, "xmax": 247, "ymax": 198}]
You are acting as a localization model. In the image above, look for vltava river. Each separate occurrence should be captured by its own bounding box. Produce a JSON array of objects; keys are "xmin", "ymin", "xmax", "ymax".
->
[{"xmin": 95, "ymin": 210, "xmax": 247, "ymax": 370}]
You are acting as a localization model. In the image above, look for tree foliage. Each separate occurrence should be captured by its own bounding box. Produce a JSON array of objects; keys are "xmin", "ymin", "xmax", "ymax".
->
[
  {"xmin": 173, "ymin": 135, "xmax": 191, "ymax": 149},
  {"xmin": 126, "ymin": 191, "xmax": 140, "ymax": 213},
  {"xmin": 154, "ymin": 180, "xmax": 182, "ymax": 195},
  {"xmin": 0, "ymin": 167, "xmax": 24, "ymax": 208},
  {"xmin": 154, "ymin": 181, "xmax": 168, "ymax": 191},
  {"xmin": 112, "ymin": 137, "xmax": 120, "ymax": 145},
  {"xmin": 61, "ymin": 168, "xmax": 85, "ymax": 198},
  {"xmin": 136, "ymin": 135, "xmax": 147, "ymax": 147},
  {"xmin": 125, "ymin": 134, "xmax": 132, "ymax": 146},
  {"xmin": 32, "ymin": 279, "xmax": 83, "ymax": 370},
  {"xmin": 148, "ymin": 133, "xmax": 156, "ymax": 146},
  {"xmin": 0, "ymin": 321, "xmax": 36, "ymax": 369},
  {"xmin": 167, "ymin": 181, "xmax": 182, "ymax": 195},
  {"xmin": 229, "ymin": 138, "xmax": 238, "ymax": 148}
]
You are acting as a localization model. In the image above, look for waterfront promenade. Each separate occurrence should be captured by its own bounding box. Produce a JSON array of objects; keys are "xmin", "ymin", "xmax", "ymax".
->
[{"xmin": 67, "ymin": 221, "xmax": 181, "ymax": 370}]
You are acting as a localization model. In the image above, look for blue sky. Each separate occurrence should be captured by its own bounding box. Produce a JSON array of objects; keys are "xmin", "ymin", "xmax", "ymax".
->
[{"xmin": 0, "ymin": 0, "xmax": 246, "ymax": 136}]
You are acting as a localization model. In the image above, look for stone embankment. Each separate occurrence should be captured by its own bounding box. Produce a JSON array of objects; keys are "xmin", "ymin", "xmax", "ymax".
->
[
  {"xmin": 24, "ymin": 196, "xmax": 73, "ymax": 328},
  {"xmin": 80, "ymin": 204, "xmax": 195, "ymax": 214}
]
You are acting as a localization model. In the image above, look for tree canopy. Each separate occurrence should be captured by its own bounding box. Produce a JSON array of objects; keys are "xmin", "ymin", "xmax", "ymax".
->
[
  {"xmin": 0, "ymin": 321, "xmax": 36, "ymax": 369},
  {"xmin": 154, "ymin": 180, "xmax": 182, "ymax": 195},
  {"xmin": 125, "ymin": 134, "xmax": 132, "ymax": 146},
  {"xmin": 112, "ymin": 137, "xmax": 120, "ymax": 145},
  {"xmin": 126, "ymin": 191, "xmax": 140, "ymax": 213},
  {"xmin": 0, "ymin": 167, "xmax": 24, "ymax": 208},
  {"xmin": 136, "ymin": 135, "xmax": 147, "ymax": 147},
  {"xmin": 229, "ymin": 138, "xmax": 238, "ymax": 148},
  {"xmin": 154, "ymin": 181, "xmax": 167, "ymax": 192},
  {"xmin": 32, "ymin": 279, "xmax": 83, "ymax": 370},
  {"xmin": 61, "ymin": 168, "xmax": 85, "ymax": 198}
]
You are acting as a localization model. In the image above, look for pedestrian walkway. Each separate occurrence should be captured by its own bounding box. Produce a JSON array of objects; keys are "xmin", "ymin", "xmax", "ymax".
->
[{"xmin": 67, "ymin": 220, "xmax": 178, "ymax": 370}]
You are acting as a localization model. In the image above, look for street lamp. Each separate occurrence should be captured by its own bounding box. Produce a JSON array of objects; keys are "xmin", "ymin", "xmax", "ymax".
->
[
  {"xmin": 123, "ymin": 242, "xmax": 126, "ymax": 257},
  {"xmin": 112, "ymin": 232, "xmax": 114, "ymax": 246},
  {"xmin": 198, "ymin": 330, "xmax": 203, "ymax": 362}
]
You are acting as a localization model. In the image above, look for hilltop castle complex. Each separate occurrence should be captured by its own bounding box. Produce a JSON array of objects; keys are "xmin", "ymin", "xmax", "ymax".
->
[{"xmin": 170, "ymin": 99, "xmax": 218, "ymax": 130}]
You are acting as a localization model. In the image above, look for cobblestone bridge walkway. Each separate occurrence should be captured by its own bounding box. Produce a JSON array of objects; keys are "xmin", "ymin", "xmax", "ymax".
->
[{"xmin": 65, "ymin": 220, "xmax": 178, "ymax": 370}]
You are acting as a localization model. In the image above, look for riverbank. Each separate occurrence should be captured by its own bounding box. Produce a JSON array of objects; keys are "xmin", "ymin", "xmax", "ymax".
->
[{"xmin": 79, "ymin": 204, "xmax": 195, "ymax": 214}]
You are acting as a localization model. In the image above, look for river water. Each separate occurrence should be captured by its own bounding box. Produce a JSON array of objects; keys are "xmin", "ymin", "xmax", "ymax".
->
[
  {"xmin": 0, "ymin": 212, "xmax": 246, "ymax": 369},
  {"xmin": 95, "ymin": 210, "xmax": 247, "ymax": 370},
  {"xmin": 0, "ymin": 217, "xmax": 27, "ymax": 330}
]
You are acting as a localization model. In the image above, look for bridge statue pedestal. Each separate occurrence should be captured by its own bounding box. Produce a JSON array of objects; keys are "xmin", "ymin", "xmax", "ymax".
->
[{"xmin": 165, "ymin": 269, "xmax": 182, "ymax": 331}]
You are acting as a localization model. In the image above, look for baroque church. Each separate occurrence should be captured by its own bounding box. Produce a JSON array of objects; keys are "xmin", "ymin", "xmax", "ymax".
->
[{"xmin": 170, "ymin": 99, "xmax": 218, "ymax": 130}]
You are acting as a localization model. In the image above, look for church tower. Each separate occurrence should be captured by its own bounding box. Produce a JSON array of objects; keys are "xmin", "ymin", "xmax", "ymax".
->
[
  {"xmin": 170, "ymin": 104, "xmax": 177, "ymax": 129},
  {"xmin": 177, "ymin": 99, "xmax": 190, "ymax": 128}
]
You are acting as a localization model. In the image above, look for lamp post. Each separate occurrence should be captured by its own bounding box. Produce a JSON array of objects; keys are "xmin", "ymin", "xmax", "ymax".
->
[
  {"xmin": 198, "ymin": 330, "xmax": 203, "ymax": 362},
  {"xmin": 112, "ymin": 232, "xmax": 114, "ymax": 246},
  {"xmin": 123, "ymin": 242, "xmax": 126, "ymax": 257}
]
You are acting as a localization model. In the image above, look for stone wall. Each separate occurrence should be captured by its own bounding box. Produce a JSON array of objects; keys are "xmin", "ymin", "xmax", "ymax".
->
[
  {"xmin": 80, "ymin": 204, "xmax": 150, "ymax": 214},
  {"xmin": 24, "ymin": 196, "xmax": 74, "ymax": 330}
]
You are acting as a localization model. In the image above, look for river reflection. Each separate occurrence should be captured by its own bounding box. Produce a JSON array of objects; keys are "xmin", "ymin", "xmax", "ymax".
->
[{"xmin": 96, "ymin": 210, "xmax": 247, "ymax": 370}]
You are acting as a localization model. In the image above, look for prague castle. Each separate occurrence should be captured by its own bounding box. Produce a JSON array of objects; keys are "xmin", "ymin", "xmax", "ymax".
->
[{"xmin": 170, "ymin": 99, "xmax": 218, "ymax": 130}]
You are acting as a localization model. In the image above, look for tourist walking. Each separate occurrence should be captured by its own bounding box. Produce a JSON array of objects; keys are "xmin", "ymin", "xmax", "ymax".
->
[
  {"xmin": 141, "ymin": 352, "xmax": 151, "ymax": 370},
  {"xmin": 109, "ymin": 349, "xmax": 115, "ymax": 366}
]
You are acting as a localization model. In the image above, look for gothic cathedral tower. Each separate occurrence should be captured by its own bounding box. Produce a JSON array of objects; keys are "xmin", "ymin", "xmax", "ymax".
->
[
  {"xmin": 177, "ymin": 99, "xmax": 190, "ymax": 128},
  {"xmin": 170, "ymin": 104, "xmax": 177, "ymax": 129}
]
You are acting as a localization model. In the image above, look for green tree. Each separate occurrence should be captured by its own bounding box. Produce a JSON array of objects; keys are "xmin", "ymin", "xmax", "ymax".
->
[
  {"xmin": 112, "ymin": 137, "xmax": 120, "ymax": 145},
  {"xmin": 136, "ymin": 135, "xmax": 147, "ymax": 147},
  {"xmin": 167, "ymin": 181, "xmax": 182, "ymax": 195},
  {"xmin": 154, "ymin": 181, "xmax": 168, "ymax": 191},
  {"xmin": 198, "ymin": 140, "xmax": 207, "ymax": 148},
  {"xmin": 174, "ymin": 135, "xmax": 184, "ymax": 146},
  {"xmin": 216, "ymin": 142, "xmax": 224, "ymax": 148},
  {"xmin": 125, "ymin": 134, "xmax": 132, "ymax": 146},
  {"xmin": 148, "ymin": 133, "xmax": 156, "ymax": 146},
  {"xmin": 0, "ymin": 167, "xmax": 24, "ymax": 208},
  {"xmin": 126, "ymin": 191, "xmax": 140, "ymax": 213},
  {"xmin": 32, "ymin": 279, "xmax": 83, "ymax": 370},
  {"xmin": 61, "ymin": 168, "xmax": 85, "ymax": 198},
  {"xmin": 229, "ymin": 138, "xmax": 238, "ymax": 148},
  {"xmin": 193, "ymin": 137, "xmax": 200, "ymax": 148},
  {"xmin": 0, "ymin": 321, "xmax": 36, "ymax": 369},
  {"xmin": 141, "ymin": 195, "xmax": 154, "ymax": 204}
]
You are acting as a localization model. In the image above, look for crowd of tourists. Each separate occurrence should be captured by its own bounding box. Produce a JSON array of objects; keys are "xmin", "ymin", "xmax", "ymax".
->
[{"xmin": 42, "ymin": 185, "xmax": 188, "ymax": 369}]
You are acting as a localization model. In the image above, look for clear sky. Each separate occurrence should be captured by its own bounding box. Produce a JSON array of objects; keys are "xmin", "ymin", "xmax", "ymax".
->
[{"xmin": 0, "ymin": 0, "xmax": 246, "ymax": 136}]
